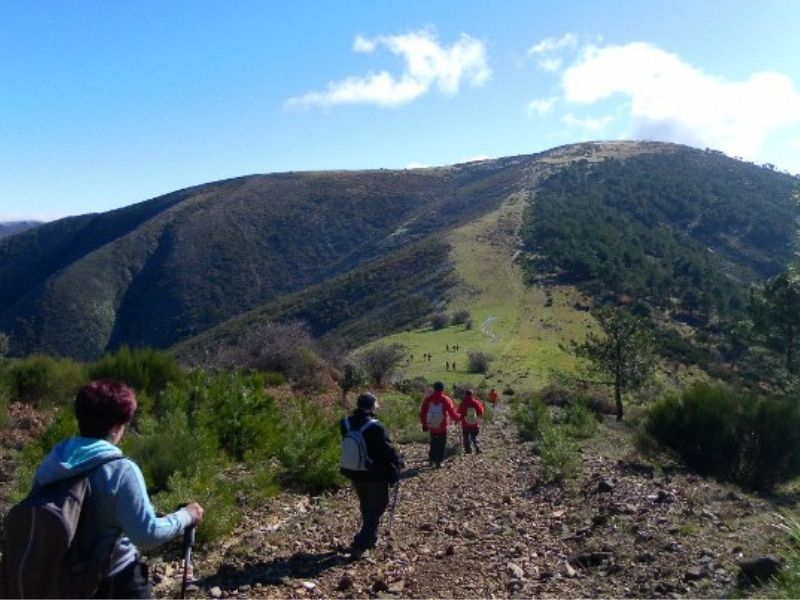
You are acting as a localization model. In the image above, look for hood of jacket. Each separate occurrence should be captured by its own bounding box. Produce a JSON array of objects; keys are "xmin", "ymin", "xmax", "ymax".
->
[{"xmin": 34, "ymin": 436, "xmax": 123, "ymax": 486}]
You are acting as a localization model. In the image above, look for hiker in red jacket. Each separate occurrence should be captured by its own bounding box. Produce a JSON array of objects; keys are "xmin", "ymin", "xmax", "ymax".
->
[
  {"xmin": 420, "ymin": 381, "xmax": 461, "ymax": 468},
  {"xmin": 457, "ymin": 389, "xmax": 485, "ymax": 454},
  {"xmin": 488, "ymin": 388, "xmax": 499, "ymax": 405}
]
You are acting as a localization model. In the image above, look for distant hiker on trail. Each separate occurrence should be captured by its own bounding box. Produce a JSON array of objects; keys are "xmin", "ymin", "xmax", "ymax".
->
[
  {"xmin": 452, "ymin": 361, "xmax": 456, "ymax": 371},
  {"xmin": 446, "ymin": 361, "xmax": 450, "ymax": 371},
  {"xmin": 457, "ymin": 389, "xmax": 485, "ymax": 454},
  {"xmin": 420, "ymin": 382, "xmax": 461, "ymax": 468},
  {"xmin": 340, "ymin": 392, "xmax": 403, "ymax": 559},
  {"xmin": 446, "ymin": 344, "xmax": 450, "ymax": 352},
  {"xmin": 0, "ymin": 379, "xmax": 204, "ymax": 599},
  {"xmin": 488, "ymin": 388, "xmax": 499, "ymax": 405}
]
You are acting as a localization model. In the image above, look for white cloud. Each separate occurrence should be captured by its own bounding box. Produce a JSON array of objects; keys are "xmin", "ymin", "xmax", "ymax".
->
[
  {"xmin": 353, "ymin": 35, "xmax": 376, "ymax": 53},
  {"xmin": 0, "ymin": 209, "xmax": 62, "ymax": 222},
  {"xmin": 559, "ymin": 42, "xmax": 800, "ymax": 160},
  {"xmin": 406, "ymin": 161, "xmax": 429, "ymax": 169},
  {"xmin": 527, "ymin": 33, "xmax": 578, "ymax": 56},
  {"xmin": 527, "ymin": 96, "xmax": 558, "ymax": 115},
  {"xmin": 287, "ymin": 30, "xmax": 490, "ymax": 109},
  {"xmin": 563, "ymin": 113, "xmax": 613, "ymax": 131},
  {"xmin": 459, "ymin": 154, "xmax": 493, "ymax": 163},
  {"xmin": 538, "ymin": 58, "xmax": 562, "ymax": 73}
]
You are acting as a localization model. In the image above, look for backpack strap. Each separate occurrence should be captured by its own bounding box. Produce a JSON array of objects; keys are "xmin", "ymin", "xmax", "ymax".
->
[
  {"xmin": 358, "ymin": 418, "xmax": 377, "ymax": 434},
  {"xmin": 343, "ymin": 417, "xmax": 352, "ymax": 433}
]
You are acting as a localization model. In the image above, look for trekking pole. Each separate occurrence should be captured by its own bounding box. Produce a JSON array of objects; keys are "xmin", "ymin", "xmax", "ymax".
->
[
  {"xmin": 180, "ymin": 525, "xmax": 196, "ymax": 599},
  {"xmin": 386, "ymin": 481, "xmax": 402, "ymax": 539}
]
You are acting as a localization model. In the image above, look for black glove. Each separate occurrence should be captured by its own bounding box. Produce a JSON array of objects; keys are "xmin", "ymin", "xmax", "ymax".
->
[{"xmin": 422, "ymin": 425, "xmax": 429, "ymax": 432}]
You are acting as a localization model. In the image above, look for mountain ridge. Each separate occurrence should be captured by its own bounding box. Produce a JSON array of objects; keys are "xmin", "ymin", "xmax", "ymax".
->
[{"xmin": 1, "ymin": 141, "xmax": 795, "ymax": 361}]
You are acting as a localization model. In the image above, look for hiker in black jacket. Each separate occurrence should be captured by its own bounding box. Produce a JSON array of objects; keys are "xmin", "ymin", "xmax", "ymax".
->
[{"xmin": 340, "ymin": 392, "xmax": 403, "ymax": 558}]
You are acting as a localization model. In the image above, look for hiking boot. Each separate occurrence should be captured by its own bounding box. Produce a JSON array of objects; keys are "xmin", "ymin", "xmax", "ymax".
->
[
  {"xmin": 348, "ymin": 546, "xmax": 368, "ymax": 560},
  {"xmin": 475, "ymin": 447, "xmax": 482, "ymax": 454}
]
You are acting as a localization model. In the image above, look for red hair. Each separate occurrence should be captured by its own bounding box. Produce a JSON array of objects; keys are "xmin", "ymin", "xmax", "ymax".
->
[{"xmin": 75, "ymin": 379, "xmax": 137, "ymax": 439}]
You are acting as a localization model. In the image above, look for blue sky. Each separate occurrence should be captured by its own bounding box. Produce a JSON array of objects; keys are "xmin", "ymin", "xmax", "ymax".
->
[{"xmin": 1, "ymin": 1, "xmax": 799, "ymax": 221}]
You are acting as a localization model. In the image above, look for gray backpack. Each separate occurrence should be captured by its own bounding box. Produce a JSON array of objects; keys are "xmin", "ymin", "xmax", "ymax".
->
[
  {"xmin": 0, "ymin": 457, "xmax": 123, "ymax": 599},
  {"xmin": 340, "ymin": 417, "xmax": 377, "ymax": 471}
]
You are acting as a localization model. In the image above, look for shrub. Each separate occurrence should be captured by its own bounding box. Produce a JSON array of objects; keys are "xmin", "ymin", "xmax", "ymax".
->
[
  {"xmin": 450, "ymin": 310, "xmax": 471, "ymax": 326},
  {"xmin": 430, "ymin": 313, "xmax": 449, "ymax": 330},
  {"xmin": 467, "ymin": 351, "xmax": 492, "ymax": 374},
  {"xmin": 510, "ymin": 393, "xmax": 551, "ymax": 442},
  {"xmin": 0, "ymin": 331, "xmax": 9, "ymax": 359},
  {"xmin": 9, "ymin": 407, "xmax": 78, "ymax": 503},
  {"xmin": 124, "ymin": 411, "xmax": 221, "ymax": 493},
  {"xmin": 358, "ymin": 343, "xmax": 406, "ymax": 387},
  {"xmin": 4, "ymin": 355, "xmax": 86, "ymax": 407},
  {"xmin": 197, "ymin": 372, "xmax": 283, "ymax": 462},
  {"xmin": 0, "ymin": 385, "xmax": 8, "ymax": 429},
  {"xmin": 89, "ymin": 346, "xmax": 183, "ymax": 400},
  {"xmin": 562, "ymin": 398, "xmax": 600, "ymax": 439},
  {"xmin": 153, "ymin": 464, "xmax": 240, "ymax": 544},
  {"xmin": 378, "ymin": 391, "xmax": 426, "ymax": 443},
  {"xmin": 646, "ymin": 383, "xmax": 800, "ymax": 490},
  {"xmin": 277, "ymin": 397, "xmax": 343, "ymax": 491},
  {"xmin": 773, "ymin": 513, "xmax": 800, "ymax": 598},
  {"xmin": 210, "ymin": 321, "xmax": 327, "ymax": 389},
  {"xmin": 538, "ymin": 425, "xmax": 581, "ymax": 484}
]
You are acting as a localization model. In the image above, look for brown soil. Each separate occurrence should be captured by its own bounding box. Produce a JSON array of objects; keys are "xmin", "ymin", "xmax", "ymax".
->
[{"xmin": 154, "ymin": 405, "xmax": 785, "ymax": 599}]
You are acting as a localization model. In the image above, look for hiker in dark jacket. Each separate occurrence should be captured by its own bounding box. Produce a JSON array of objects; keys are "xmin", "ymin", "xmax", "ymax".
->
[
  {"xmin": 340, "ymin": 392, "xmax": 403, "ymax": 558},
  {"xmin": 23, "ymin": 379, "xmax": 203, "ymax": 598}
]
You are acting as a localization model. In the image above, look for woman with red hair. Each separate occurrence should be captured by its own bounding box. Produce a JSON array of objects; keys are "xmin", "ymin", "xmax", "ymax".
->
[{"xmin": 31, "ymin": 379, "xmax": 204, "ymax": 598}]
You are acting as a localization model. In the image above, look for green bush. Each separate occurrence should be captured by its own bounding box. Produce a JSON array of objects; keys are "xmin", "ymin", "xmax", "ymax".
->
[
  {"xmin": 377, "ymin": 391, "xmax": 426, "ymax": 443},
  {"xmin": 4, "ymin": 355, "xmax": 86, "ymax": 406},
  {"xmin": 153, "ymin": 464, "xmax": 240, "ymax": 545},
  {"xmin": 430, "ymin": 313, "xmax": 449, "ymax": 330},
  {"xmin": 538, "ymin": 425, "xmax": 582, "ymax": 484},
  {"xmin": 450, "ymin": 310, "xmax": 471, "ymax": 325},
  {"xmin": 772, "ymin": 513, "xmax": 800, "ymax": 598},
  {"xmin": 197, "ymin": 372, "xmax": 283, "ymax": 461},
  {"xmin": 467, "ymin": 351, "xmax": 492, "ymax": 374},
  {"xmin": 124, "ymin": 411, "xmax": 221, "ymax": 494},
  {"xmin": 277, "ymin": 397, "xmax": 343, "ymax": 491},
  {"xmin": 562, "ymin": 398, "xmax": 600, "ymax": 439},
  {"xmin": 0, "ymin": 385, "xmax": 8, "ymax": 429},
  {"xmin": 646, "ymin": 382, "xmax": 800, "ymax": 490},
  {"xmin": 9, "ymin": 408, "xmax": 78, "ymax": 503},
  {"xmin": 510, "ymin": 393, "xmax": 551, "ymax": 441},
  {"xmin": 89, "ymin": 346, "xmax": 183, "ymax": 400}
]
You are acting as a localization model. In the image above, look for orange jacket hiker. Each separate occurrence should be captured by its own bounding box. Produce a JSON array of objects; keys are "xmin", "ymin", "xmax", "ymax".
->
[
  {"xmin": 488, "ymin": 388, "xmax": 499, "ymax": 404},
  {"xmin": 420, "ymin": 390, "xmax": 460, "ymax": 434},
  {"xmin": 457, "ymin": 393, "xmax": 484, "ymax": 431}
]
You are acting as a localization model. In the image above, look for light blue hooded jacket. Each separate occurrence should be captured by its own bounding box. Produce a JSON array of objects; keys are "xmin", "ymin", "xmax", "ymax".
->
[{"xmin": 34, "ymin": 437, "xmax": 193, "ymax": 576}]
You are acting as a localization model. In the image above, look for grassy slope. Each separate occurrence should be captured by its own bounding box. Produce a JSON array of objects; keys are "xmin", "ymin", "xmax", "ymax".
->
[{"xmin": 377, "ymin": 189, "xmax": 595, "ymax": 393}]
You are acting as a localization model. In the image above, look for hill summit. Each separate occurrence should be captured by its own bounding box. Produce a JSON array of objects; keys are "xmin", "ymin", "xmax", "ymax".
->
[{"xmin": 0, "ymin": 141, "xmax": 795, "ymax": 360}]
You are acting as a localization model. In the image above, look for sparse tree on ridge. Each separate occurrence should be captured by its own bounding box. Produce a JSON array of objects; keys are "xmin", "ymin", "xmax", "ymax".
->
[
  {"xmin": 572, "ymin": 306, "xmax": 655, "ymax": 421},
  {"xmin": 358, "ymin": 343, "xmax": 406, "ymax": 387},
  {"xmin": 334, "ymin": 362, "xmax": 365, "ymax": 408},
  {"xmin": 749, "ymin": 263, "xmax": 800, "ymax": 377}
]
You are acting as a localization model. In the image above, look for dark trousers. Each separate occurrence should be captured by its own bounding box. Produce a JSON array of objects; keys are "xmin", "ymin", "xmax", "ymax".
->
[
  {"xmin": 429, "ymin": 432, "xmax": 447, "ymax": 465},
  {"xmin": 93, "ymin": 560, "xmax": 151, "ymax": 599},
  {"xmin": 462, "ymin": 427, "xmax": 481, "ymax": 453},
  {"xmin": 351, "ymin": 479, "xmax": 390, "ymax": 550}
]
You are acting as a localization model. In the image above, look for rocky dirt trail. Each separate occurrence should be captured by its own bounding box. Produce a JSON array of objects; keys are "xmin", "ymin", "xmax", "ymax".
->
[{"xmin": 158, "ymin": 405, "xmax": 785, "ymax": 599}]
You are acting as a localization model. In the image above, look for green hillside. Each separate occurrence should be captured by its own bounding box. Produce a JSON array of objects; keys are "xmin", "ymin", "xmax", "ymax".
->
[{"xmin": 0, "ymin": 141, "xmax": 796, "ymax": 369}]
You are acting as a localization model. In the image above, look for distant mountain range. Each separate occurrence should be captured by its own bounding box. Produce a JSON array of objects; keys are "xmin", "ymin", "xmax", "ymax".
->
[
  {"xmin": 0, "ymin": 142, "xmax": 796, "ymax": 361},
  {"xmin": 0, "ymin": 221, "xmax": 42, "ymax": 239}
]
